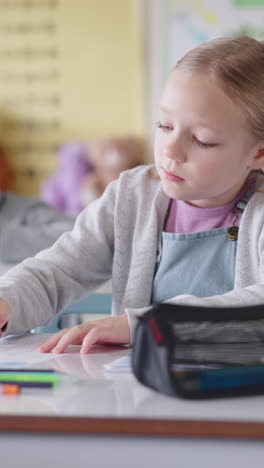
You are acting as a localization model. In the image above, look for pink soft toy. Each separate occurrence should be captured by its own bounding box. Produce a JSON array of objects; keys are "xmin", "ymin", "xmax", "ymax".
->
[
  {"xmin": 80, "ymin": 137, "xmax": 144, "ymax": 206},
  {"xmin": 41, "ymin": 142, "xmax": 94, "ymax": 216}
]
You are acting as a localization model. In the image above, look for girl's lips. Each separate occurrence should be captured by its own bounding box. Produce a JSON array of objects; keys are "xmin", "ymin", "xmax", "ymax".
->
[{"xmin": 162, "ymin": 168, "xmax": 184, "ymax": 182}]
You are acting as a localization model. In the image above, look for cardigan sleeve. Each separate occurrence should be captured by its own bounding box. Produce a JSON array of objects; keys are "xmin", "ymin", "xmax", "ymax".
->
[
  {"xmin": 126, "ymin": 282, "xmax": 264, "ymax": 345},
  {"xmin": 0, "ymin": 180, "xmax": 117, "ymax": 335}
]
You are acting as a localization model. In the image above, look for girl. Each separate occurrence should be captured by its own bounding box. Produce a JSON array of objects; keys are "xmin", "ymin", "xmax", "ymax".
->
[{"xmin": 1, "ymin": 35, "xmax": 264, "ymax": 354}]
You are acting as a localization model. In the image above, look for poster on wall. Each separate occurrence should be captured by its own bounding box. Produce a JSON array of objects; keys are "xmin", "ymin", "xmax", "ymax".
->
[
  {"xmin": 0, "ymin": 0, "xmax": 61, "ymax": 194},
  {"xmin": 0, "ymin": 0, "xmax": 144, "ymax": 195},
  {"xmin": 162, "ymin": 0, "xmax": 264, "ymax": 81}
]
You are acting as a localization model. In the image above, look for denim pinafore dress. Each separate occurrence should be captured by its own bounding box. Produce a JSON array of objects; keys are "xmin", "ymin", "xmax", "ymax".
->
[{"xmin": 151, "ymin": 190, "xmax": 253, "ymax": 304}]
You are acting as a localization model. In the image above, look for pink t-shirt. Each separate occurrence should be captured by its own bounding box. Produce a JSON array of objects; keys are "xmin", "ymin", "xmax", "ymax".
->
[{"xmin": 165, "ymin": 185, "xmax": 250, "ymax": 234}]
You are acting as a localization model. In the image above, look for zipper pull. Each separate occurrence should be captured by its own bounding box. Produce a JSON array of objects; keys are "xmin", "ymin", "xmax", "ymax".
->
[{"xmin": 148, "ymin": 317, "xmax": 163, "ymax": 344}]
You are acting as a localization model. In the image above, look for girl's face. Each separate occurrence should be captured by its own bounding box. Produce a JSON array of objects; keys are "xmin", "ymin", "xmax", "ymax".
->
[{"xmin": 154, "ymin": 69, "xmax": 260, "ymax": 208}]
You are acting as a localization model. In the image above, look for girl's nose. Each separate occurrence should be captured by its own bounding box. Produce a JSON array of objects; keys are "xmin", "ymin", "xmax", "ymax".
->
[{"xmin": 163, "ymin": 138, "xmax": 186, "ymax": 163}]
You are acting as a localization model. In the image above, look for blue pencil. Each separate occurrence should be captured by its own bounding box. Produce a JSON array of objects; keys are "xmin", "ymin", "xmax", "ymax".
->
[{"xmin": 0, "ymin": 380, "xmax": 53, "ymax": 388}]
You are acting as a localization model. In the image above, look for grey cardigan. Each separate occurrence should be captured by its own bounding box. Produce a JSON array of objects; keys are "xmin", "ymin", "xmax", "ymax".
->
[{"xmin": 2, "ymin": 165, "xmax": 264, "ymax": 342}]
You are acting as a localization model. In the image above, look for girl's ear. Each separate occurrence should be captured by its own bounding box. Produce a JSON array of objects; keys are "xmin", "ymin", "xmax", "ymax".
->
[{"xmin": 250, "ymin": 145, "xmax": 264, "ymax": 170}]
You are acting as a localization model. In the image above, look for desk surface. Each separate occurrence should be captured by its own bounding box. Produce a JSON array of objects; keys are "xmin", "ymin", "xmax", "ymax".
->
[{"xmin": 1, "ymin": 333, "xmax": 264, "ymax": 439}]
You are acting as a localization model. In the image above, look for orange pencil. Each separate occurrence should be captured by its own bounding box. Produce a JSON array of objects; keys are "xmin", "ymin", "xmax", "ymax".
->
[{"xmin": 0, "ymin": 384, "xmax": 20, "ymax": 395}]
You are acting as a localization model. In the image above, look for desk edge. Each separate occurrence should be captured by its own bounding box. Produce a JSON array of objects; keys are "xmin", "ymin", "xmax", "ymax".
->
[{"xmin": 1, "ymin": 415, "xmax": 264, "ymax": 439}]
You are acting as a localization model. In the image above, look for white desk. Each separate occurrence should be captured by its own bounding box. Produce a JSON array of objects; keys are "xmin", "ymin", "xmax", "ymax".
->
[{"xmin": 1, "ymin": 333, "xmax": 264, "ymax": 468}]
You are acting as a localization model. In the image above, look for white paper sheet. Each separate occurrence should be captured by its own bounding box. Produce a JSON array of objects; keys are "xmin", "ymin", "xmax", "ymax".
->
[
  {"xmin": 104, "ymin": 356, "xmax": 132, "ymax": 374},
  {"xmin": 0, "ymin": 333, "xmax": 62, "ymax": 367}
]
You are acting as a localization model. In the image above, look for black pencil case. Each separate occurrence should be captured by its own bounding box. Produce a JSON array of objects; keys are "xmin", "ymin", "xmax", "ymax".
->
[{"xmin": 131, "ymin": 302, "xmax": 264, "ymax": 398}]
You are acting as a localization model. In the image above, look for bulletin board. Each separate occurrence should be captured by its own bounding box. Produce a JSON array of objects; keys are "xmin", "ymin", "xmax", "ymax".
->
[
  {"xmin": 146, "ymin": 0, "xmax": 264, "ymax": 145},
  {"xmin": 0, "ymin": 0, "xmax": 145, "ymax": 195},
  {"xmin": 161, "ymin": 0, "xmax": 264, "ymax": 87}
]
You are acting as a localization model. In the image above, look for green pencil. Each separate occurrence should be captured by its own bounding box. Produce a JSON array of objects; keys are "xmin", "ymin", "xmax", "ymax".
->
[{"xmin": 0, "ymin": 372, "xmax": 63, "ymax": 386}]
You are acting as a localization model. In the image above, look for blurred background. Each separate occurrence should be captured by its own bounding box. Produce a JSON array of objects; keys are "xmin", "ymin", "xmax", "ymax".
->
[{"xmin": 0, "ymin": 0, "xmax": 263, "ymax": 215}]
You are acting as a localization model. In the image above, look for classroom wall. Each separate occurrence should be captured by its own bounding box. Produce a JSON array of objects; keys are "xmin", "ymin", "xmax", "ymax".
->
[
  {"xmin": 0, "ymin": 0, "xmax": 145, "ymax": 195},
  {"xmin": 146, "ymin": 0, "xmax": 264, "ymax": 140}
]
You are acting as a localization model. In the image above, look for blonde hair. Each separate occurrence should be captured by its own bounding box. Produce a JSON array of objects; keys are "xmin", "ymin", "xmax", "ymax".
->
[{"xmin": 174, "ymin": 36, "xmax": 264, "ymax": 142}]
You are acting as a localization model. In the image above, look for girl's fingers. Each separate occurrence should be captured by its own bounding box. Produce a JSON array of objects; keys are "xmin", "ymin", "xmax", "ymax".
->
[
  {"xmin": 38, "ymin": 329, "xmax": 69, "ymax": 353},
  {"xmin": 80, "ymin": 327, "xmax": 104, "ymax": 354},
  {"xmin": 49, "ymin": 325, "xmax": 90, "ymax": 354},
  {"xmin": 37, "ymin": 314, "xmax": 130, "ymax": 354},
  {"xmin": 0, "ymin": 298, "xmax": 10, "ymax": 330}
]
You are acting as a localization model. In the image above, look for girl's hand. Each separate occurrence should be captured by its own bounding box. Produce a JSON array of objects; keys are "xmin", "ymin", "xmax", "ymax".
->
[
  {"xmin": 0, "ymin": 298, "xmax": 10, "ymax": 338},
  {"xmin": 37, "ymin": 314, "xmax": 130, "ymax": 354}
]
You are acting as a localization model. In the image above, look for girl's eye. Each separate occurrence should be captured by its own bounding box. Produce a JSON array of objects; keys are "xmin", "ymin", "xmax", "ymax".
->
[
  {"xmin": 156, "ymin": 121, "xmax": 173, "ymax": 132},
  {"xmin": 194, "ymin": 136, "xmax": 216, "ymax": 148}
]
